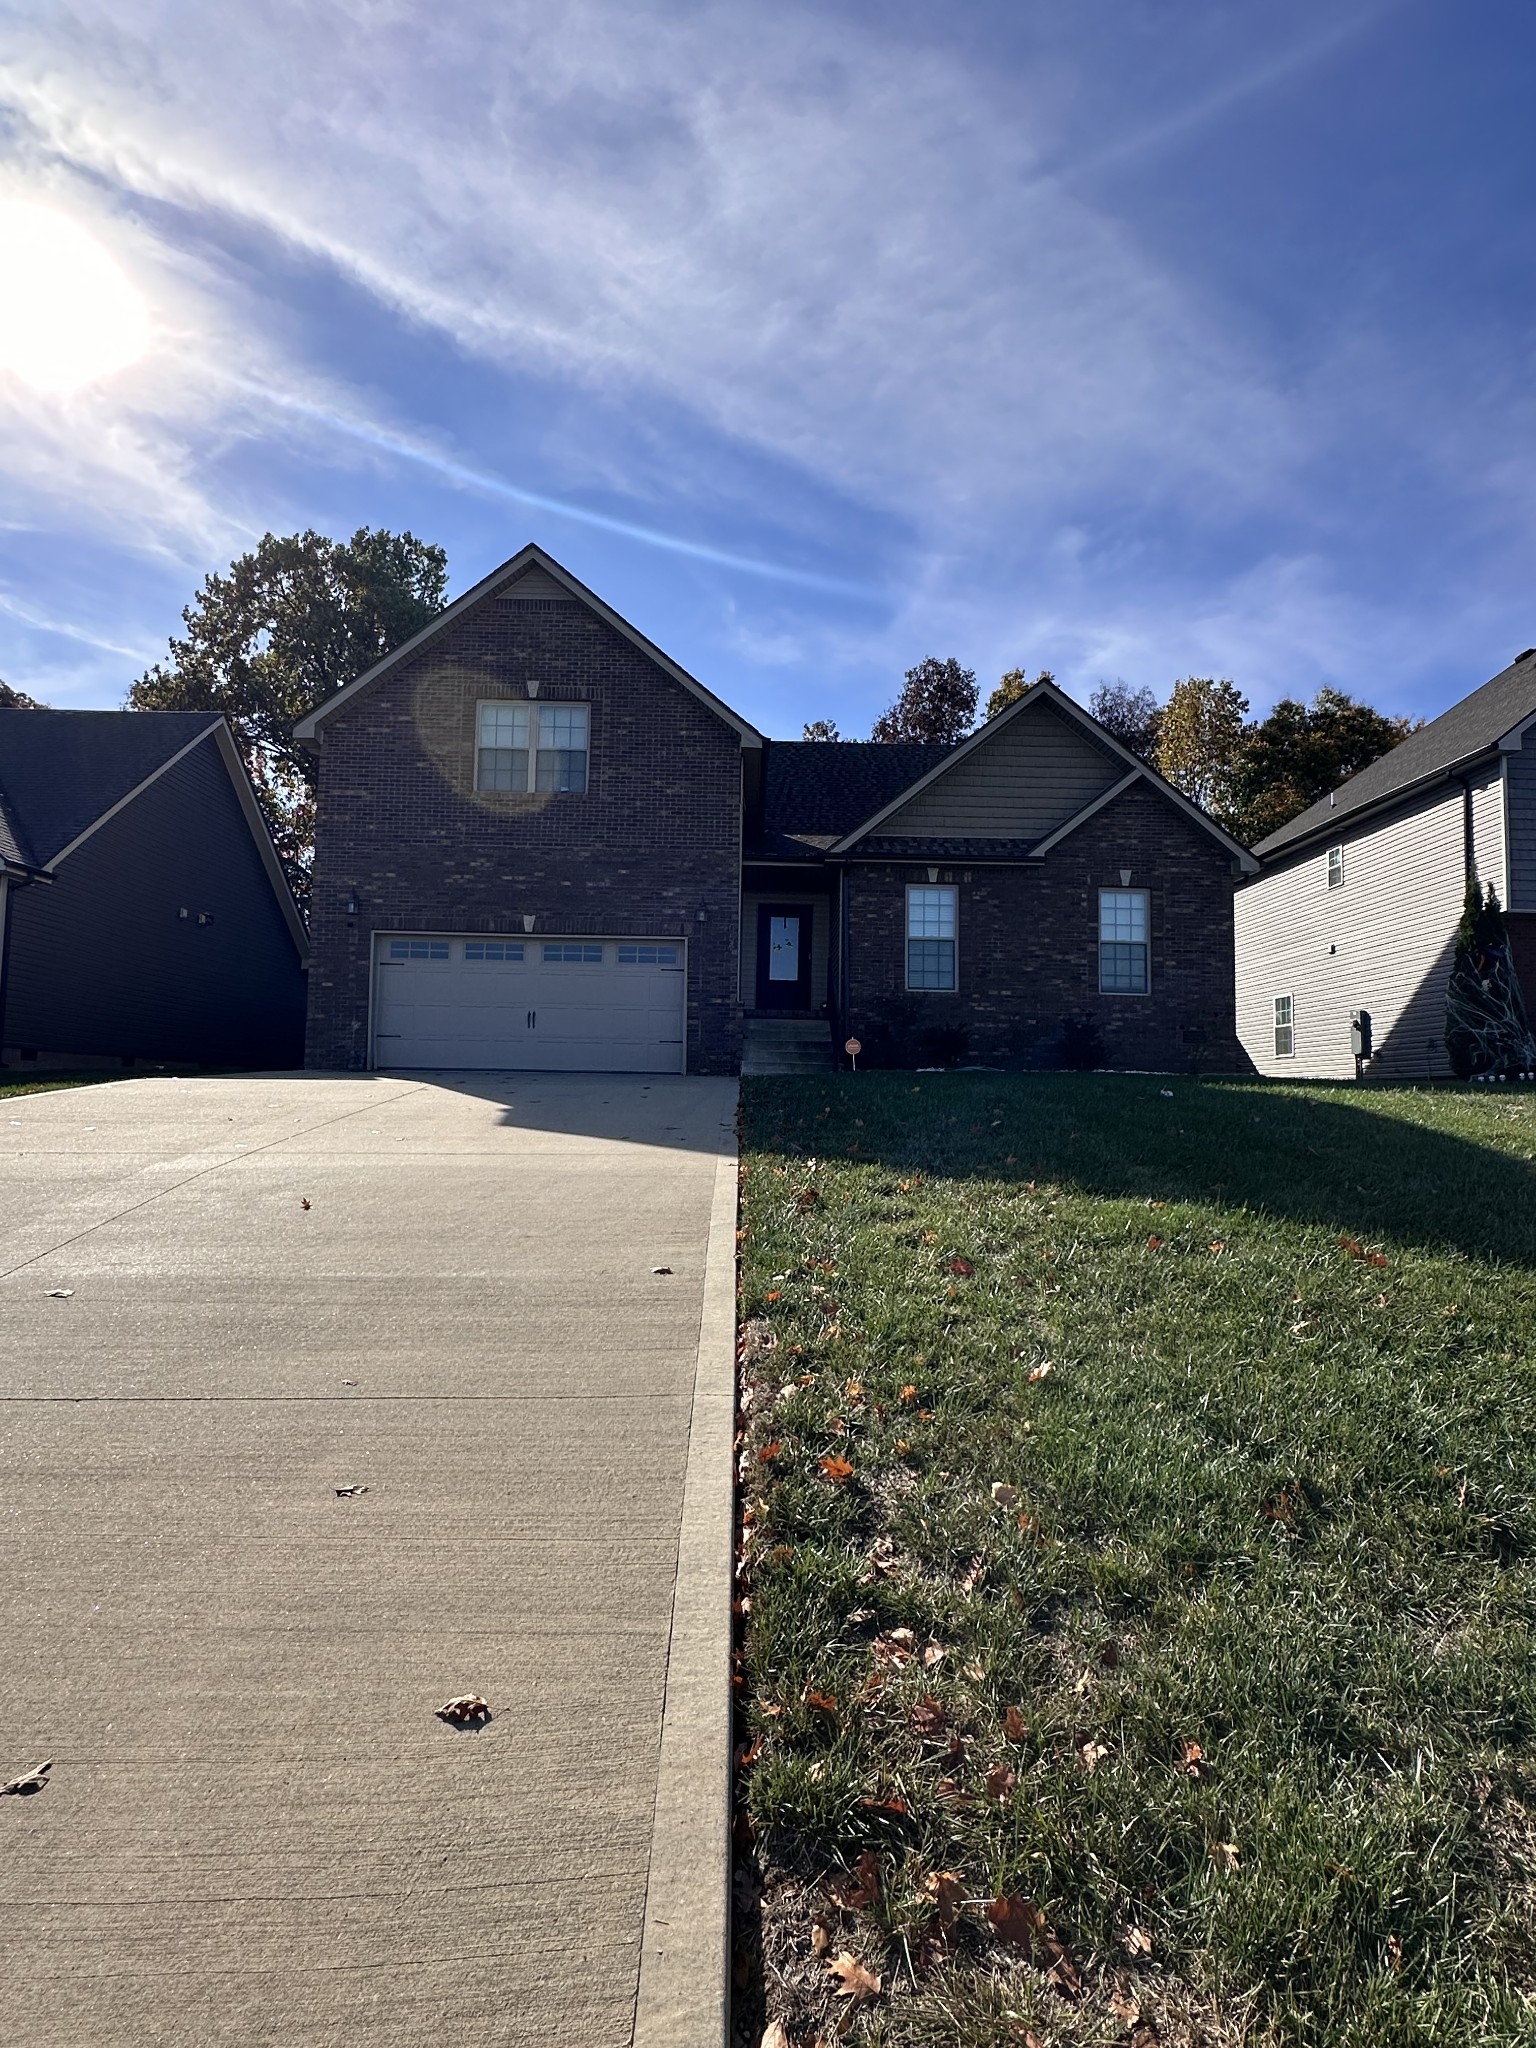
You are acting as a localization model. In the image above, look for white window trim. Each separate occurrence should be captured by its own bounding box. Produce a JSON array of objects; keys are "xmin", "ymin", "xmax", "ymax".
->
[
  {"xmin": 1327, "ymin": 845, "xmax": 1344, "ymax": 889},
  {"xmin": 475, "ymin": 700, "xmax": 590, "ymax": 795},
  {"xmin": 1097, "ymin": 887, "xmax": 1150, "ymax": 996},
  {"xmin": 1274, "ymin": 992, "xmax": 1295, "ymax": 1058},
  {"xmin": 905, "ymin": 883, "xmax": 959, "ymax": 993}
]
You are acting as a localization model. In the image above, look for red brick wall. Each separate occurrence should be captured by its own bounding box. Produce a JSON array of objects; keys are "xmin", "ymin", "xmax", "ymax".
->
[
  {"xmin": 843, "ymin": 783, "xmax": 1244, "ymax": 1072},
  {"xmin": 304, "ymin": 596, "xmax": 746, "ymax": 1072}
]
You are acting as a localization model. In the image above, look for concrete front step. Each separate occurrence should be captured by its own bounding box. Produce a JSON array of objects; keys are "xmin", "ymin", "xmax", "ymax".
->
[{"xmin": 741, "ymin": 1018, "xmax": 835, "ymax": 1076}]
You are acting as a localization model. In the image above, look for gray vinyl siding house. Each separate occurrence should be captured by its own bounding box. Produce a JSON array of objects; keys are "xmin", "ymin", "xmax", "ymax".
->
[
  {"xmin": 0, "ymin": 711, "xmax": 308, "ymax": 1070},
  {"xmin": 1234, "ymin": 653, "xmax": 1536, "ymax": 1078}
]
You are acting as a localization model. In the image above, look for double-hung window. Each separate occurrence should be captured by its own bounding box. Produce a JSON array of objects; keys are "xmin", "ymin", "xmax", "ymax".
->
[
  {"xmin": 1098, "ymin": 889, "xmax": 1149, "ymax": 993},
  {"xmin": 1273, "ymin": 994, "xmax": 1295, "ymax": 1057},
  {"xmin": 906, "ymin": 885, "xmax": 957, "ymax": 990},
  {"xmin": 1327, "ymin": 845, "xmax": 1344, "ymax": 889},
  {"xmin": 476, "ymin": 702, "xmax": 589, "ymax": 794}
]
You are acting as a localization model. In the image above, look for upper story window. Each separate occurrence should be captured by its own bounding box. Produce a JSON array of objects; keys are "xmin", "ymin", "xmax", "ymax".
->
[
  {"xmin": 1327, "ymin": 844, "xmax": 1344, "ymax": 889},
  {"xmin": 1274, "ymin": 993, "xmax": 1295, "ymax": 1057},
  {"xmin": 476, "ymin": 702, "xmax": 589, "ymax": 794},
  {"xmin": 906, "ymin": 885, "xmax": 957, "ymax": 990},
  {"xmin": 1099, "ymin": 888, "xmax": 1149, "ymax": 993}
]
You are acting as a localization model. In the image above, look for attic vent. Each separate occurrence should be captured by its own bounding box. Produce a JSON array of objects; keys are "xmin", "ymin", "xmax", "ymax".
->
[{"xmin": 496, "ymin": 567, "xmax": 576, "ymax": 602}]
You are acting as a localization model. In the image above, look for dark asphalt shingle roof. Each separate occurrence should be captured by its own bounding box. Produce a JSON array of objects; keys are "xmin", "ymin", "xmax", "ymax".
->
[
  {"xmin": 0, "ymin": 710, "xmax": 222, "ymax": 867},
  {"xmin": 1256, "ymin": 653, "xmax": 1536, "ymax": 858},
  {"xmin": 751, "ymin": 739, "xmax": 953, "ymax": 859}
]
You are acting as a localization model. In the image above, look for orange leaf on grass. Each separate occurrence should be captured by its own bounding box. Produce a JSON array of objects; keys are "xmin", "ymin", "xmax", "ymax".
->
[
  {"xmin": 1002, "ymin": 1705, "xmax": 1029, "ymax": 1742},
  {"xmin": 949, "ymin": 1256, "xmax": 975, "ymax": 1277},
  {"xmin": 921, "ymin": 1868, "xmax": 965, "ymax": 1932},
  {"xmin": 1147, "ymin": 1234, "xmax": 1164, "ymax": 1251},
  {"xmin": 826, "ymin": 1950, "xmax": 881, "ymax": 2002},
  {"xmin": 756, "ymin": 1441, "xmax": 782, "ymax": 1464},
  {"xmin": 986, "ymin": 1893, "xmax": 1047, "ymax": 1948},
  {"xmin": 985, "ymin": 1763, "xmax": 1018, "ymax": 1801},
  {"xmin": 819, "ymin": 1453, "xmax": 855, "ymax": 1483},
  {"xmin": 910, "ymin": 1696, "xmax": 948, "ymax": 1740}
]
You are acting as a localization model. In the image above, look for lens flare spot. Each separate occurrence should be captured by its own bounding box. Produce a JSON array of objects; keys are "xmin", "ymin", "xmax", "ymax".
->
[{"xmin": 0, "ymin": 199, "xmax": 151, "ymax": 394}]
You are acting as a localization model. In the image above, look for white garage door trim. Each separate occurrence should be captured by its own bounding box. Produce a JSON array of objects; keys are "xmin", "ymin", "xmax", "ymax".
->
[{"xmin": 369, "ymin": 931, "xmax": 688, "ymax": 1073}]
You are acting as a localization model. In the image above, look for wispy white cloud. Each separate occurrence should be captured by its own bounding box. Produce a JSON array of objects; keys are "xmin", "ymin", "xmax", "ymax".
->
[{"xmin": 0, "ymin": 588, "xmax": 155, "ymax": 659}]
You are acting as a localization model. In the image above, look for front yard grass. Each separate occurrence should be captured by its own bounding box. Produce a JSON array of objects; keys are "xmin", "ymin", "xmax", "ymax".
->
[{"xmin": 733, "ymin": 1074, "xmax": 1536, "ymax": 2048}]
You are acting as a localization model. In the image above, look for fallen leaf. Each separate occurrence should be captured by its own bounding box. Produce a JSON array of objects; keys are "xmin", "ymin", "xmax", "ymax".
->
[
  {"xmin": 898, "ymin": 1384, "xmax": 919, "ymax": 1403},
  {"xmin": 334, "ymin": 1484, "xmax": 368, "ymax": 1498},
  {"xmin": 1122, "ymin": 1925, "xmax": 1154, "ymax": 1958},
  {"xmin": 45, "ymin": 1288, "xmax": 74, "ymax": 1299},
  {"xmin": 1110, "ymin": 1979, "xmax": 1143, "ymax": 2022},
  {"xmin": 651, "ymin": 1265, "xmax": 673, "ymax": 1275},
  {"xmin": 1209, "ymin": 1840, "xmax": 1241, "ymax": 1872},
  {"xmin": 436, "ymin": 1693, "xmax": 492, "ymax": 1725},
  {"xmin": 796, "ymin": 1187, "xmax": 821, "ymax": 1212},
  {"xmin": 1026, "ymin": 1362, "xmax": 1053, "ymax": 1383},
  {"xmin": 833, "ymin": 1848, "xmax": 883, "ymax": 1907},
  {"xmin": 757, "ymin": 1441, "xmax": 782, "ymax": 1464},
  {"xmin": 1175, "ymin": 1738, "xmax": 1209, "ymax": 1780},
  {"xmin": 1048, "ymin": 1949, "xmax": 1084, "ymax": 1998},
  {"xmin": 1075, "ymin": 1734, "xmax": 1110, "ymax": 1773},
  {"xmin": 300, "ymin": 1197, "xmax": 312, "ymax": 1210},
  {"xmin": 804, "ymin": 1688, "xmax": 839, "ymax": 1717},
  {"xmin": 958, "ymin": 1554, "xmax": 986, "ymax": 1592},
  {"xmin": 985, "ymin": 1763, "xmax": 1018, "ymax": 1802},
  {"xmin": 991, "ymin": 1481, "xmax": 1019, "ymax": 1508},
  {"xmin": 986, "ymin": 1893, "xmax": 1046, "ymax": 1948},
  {"xmin": 809, "ymin": 1920, "xmax": 831, "ymax": 1957},
  {"xmin": 1003, "ymin": 1705, "xmax": 1029, "ymax": 1742},
  {"xmin": 826, "ymin": 1950, "xmax": 881, "ymax": 2002},
  {"xmin": 761, "ymin": 2022, "xmax": 792, "ymax": 2048},
  {"xmin": 910, "ymin": 1696, "xmax": 949, "ymax": 1740},
  {"xmin": 873, "ymin": 1628, "xmax": 917, "ymax": 1666},
  {"xmin": 949, "ymin": 1256, "xmax": 975, "ymax": 1277},
  {"xmin": 921, "ymin": 1868, "xmax": 965, "ymax": 1932},
  {"xmin": 963, "ymin": 1659, "xmax": 987, "ymax": 1682},
  {"xmin": 1386, "ymin": 1933, "xmax": 1403, "ymax": 1973},
  {"xmin": 2, "ymin": 1759, "xmax": 52, "ymax": 1796},
  {"xmin": 934, "ymin": 1775, "xmax": 975, "ymax": 1809},
  {"xmin": 1146, "ymin": 1235, "xmax": 1163, "ymax": 1252},
  {"xmin": 819, "ymin": 1454, "xmax": 854, "ymax": 1484},
  {"xmin": 921, "ymin": 1639, "xmax": 946, "ymax": 1669},
  {"xmin": 843, "ymin": 1378, "xmax": 864, "ymax": 1403}
]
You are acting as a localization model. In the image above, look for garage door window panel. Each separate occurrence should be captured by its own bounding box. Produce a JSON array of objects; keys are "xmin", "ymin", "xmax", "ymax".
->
[{"xmin": 543, "ymin": 942, "xmax": 604, "ymax": 963}]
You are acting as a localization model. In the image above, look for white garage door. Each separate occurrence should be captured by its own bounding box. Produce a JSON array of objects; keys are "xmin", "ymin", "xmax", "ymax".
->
[{"xmin": 373, "ymin": 935, "xmax": 687, "ymax": 1072}]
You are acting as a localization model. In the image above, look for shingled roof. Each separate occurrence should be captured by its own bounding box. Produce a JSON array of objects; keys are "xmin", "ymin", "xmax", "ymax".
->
[
  {"xmin": 750, "ymin": 739, "xmax": 953, "ymax": 859},
  {"xmin": 0, "ymin": 710, "xmax": 222, "ymax": 869},
  {"xmin": 1255, "ymin": 652, "xmax": 1536, "ymax": 859}
]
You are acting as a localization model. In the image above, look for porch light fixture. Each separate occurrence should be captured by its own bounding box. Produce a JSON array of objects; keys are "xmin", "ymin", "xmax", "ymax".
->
[{"xmin": 345, "ymin": 891, "xmax": 360, "ymax": 917}]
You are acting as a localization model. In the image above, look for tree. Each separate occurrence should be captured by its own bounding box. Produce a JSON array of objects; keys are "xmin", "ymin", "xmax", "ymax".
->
[
  {"xmin": 801, "ymin": 719, "xmax": 841, "ymax": 741},
  {"xmin": 1228, "ymin": 687, "xmax": 1417, "ymax": 843},
  {"xmin": 1089, "ymin": 680, "xmax": 1161, "ymax": 759},
  {"xmin": 985, "ymin": 667, "xmax": 1054, "ymax": 720},
  {"xmin": 129, "ymin": 528, "xmax": 447, "ymax": 902},
  {"xmin": 0, "ymin": 678, "xmax": 46, "ymax": 708},
  {"xmin": 1153, "ymin": 677, "xmax": 1250, "ymax": 825},
  {"xmin": 1445, "ymin": 873, "xmax": 1536, "ymax": 1078},
  {"xmin": 871, "ymin": 657, "xmax": 977, "ymax": 745}
]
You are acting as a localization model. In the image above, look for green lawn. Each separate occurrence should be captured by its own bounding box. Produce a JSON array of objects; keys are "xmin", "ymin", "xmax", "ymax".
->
[
  {"xmin": 733, "ymin": 1075, "xmax": 1536, "ymax": 2048},
  {"xmin": 0, "ymin": 1072, "xmax": 128, "ymax": 1100}
]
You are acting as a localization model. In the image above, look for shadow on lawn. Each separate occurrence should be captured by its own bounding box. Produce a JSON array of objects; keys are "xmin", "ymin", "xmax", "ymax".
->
[{"xmin": 745, "ymin": 1073, "xmax": 1536, "ymax": 1270}]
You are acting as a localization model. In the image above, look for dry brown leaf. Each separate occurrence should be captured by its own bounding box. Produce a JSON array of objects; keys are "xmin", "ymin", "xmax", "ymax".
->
[
  {"xmin": 2, "ymin": 1759, "xmax": 52, "ymax": 1796},
  {"xmin": 921, "ymin": 1639, "xmax": 946, "ymax": 1669},
  {"xmin": 1110, "ymin": 1977, "xmax": 1143, "ymax": 2021},
  {"xmin": 334, "ymin": 1484, "xmax": 368, "ymax": 1498},
  {"xmin": 990, "ymin": 1480, "xmax": 1019, "ymax": 1508},
  {"xmin": 1146, "ymin": 1234, "xmax": 1163, "ymax": 1251},
  {"xmin": 920, "ymin": 1868, "xmax": 965, "ymax": 1931},
  {"xmin": 796, "ymin": 1187, "xmax": 820, "ymax": 1212},
  {"xmin": 1002, "ymin": 1705, "xmax": 1029, "ymax": 1742},
  {"xmin": 1026, "ymin": 1361, "xmax": 1053, "ymax": 1383},
  {"xmin": 1122, "ymin": 1925, "xmax": 1154, "ymax": 1958},
  {"xmin": 958, "ymin": 1553, "xmax": 986, "ymax": 1592},
  {"xmin": 804, "ymin": 1688, "xmax": 839, "ymax": 1718},
  {"xmin": 986, "ymin": 1893, "xmax": 1046, "ymax": 1949},
  {"xmin": 761, "ymin": 2023, "xmax": 792, "ymax": 2048},
  {"xmin": 819, "ymin": 1454, "xmax": 854, "ymax": 1484},
  {"xmin": 1209, "ymin": 1839, "xmax": 1241, "ymax": 1872},
  {"xmin": 299, "ymin": 1196, "xmax": 311, "ymax": 1210},
  {"xmin": 436, "ymin": 1694, "xmax": 492, "ymax": 1725},
  {"xmin": 810, "ymin": 1919, "xmax": 832, "ymax": 1957},
  {"xmin": 873, "ymin": 1628, "xmax": 916, "ymax": 1667},
  {"xmin": 757, "ymin": 1441, "xmax": 782, "ymax": 1464},
  {"xmin": 949, "ymin": 1256, "xmax": 975, "ymax": 1277},
  {"xmin": 1047, "ymin": 1948, "xmax": 1084, "ymax": 1998},
  {"xmin": 826, "ymin": 1950, "xmax": 881, "ymax": 2002},
  {"xmin": 1075, "ymin": 1734, "xmax": 1111, "ymax": 1773},
  {"xmin": 910, "ymin": 1696, "xmax": 948, "ymax": 1740},
  {"xmin": 985, "ymin": 1763, "xmax": 1018, "ymax": 1802},
  {"xmin": 1175, "ymin": 1738, "xmax": 1209, "ymax": 1781}
]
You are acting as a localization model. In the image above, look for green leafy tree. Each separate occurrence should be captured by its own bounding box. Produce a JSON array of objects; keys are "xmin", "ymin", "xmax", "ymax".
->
[
  {"xmin": 1089, "ymin": 680, "xmax": 1161, "ymax": 758},
  {"xmin": 1230, "ymin": 687, "xmax": 1417, "ymax": 843},
  {"xmin": 801, "ymin": 719, "xmax": 841, "ymax": 741},
  {"xmin": 0, "ymin": 679, "xmax": 46, "ymax": 708},
  {"xmin": 1153, "ymin": 676, "xmax": 1250, "ymax": 824},
  {"xmin": 985, "ymin": 667, "xmax": 1054, "ymax": 720},
  {"xmin": 871, "ymin": 657, "xmax": 977, "ymax": 745},
  {"xmin": 1445, "ymin": 872, "xmax": 1536, "ymax": 1078},
  {"xmin": 129, "ymin": 528, "xmax": 447, "ymax": 902}
]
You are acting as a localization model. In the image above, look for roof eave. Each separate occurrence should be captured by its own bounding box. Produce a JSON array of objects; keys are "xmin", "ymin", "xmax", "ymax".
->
[{"xmin": 1251, "ymin": 747, "xmax": 1501, "ymax": 865}]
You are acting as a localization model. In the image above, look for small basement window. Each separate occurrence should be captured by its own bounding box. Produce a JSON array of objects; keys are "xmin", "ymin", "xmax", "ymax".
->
[
  {"xmin": 1099, "ymin": 889, "xmax": 1149, "ymax": 993},
  {"xmin": 1327, "ymin": 845, "xmax": 1344, "ymax": 889},
  {"xmin": 543, "ymin": 942, "xmax": 604, "ymax": 963},
  {"xmin": 906, "ymin": 885, "xmax": 957, "ymax": 991},
  {"xmin": 617, "ymin": 943, "xmax": 681, "ymax": 965},
  {"xmin": 464, "ymin": 940, "xmax": 525, "ymax": 961},
  {"xmin": 1274, "ymin": 993, "xmax": 1295, "ymax": 1057},
  {"xmin": 388, "ymin": 939, "xmax": 450, "ymax": 960}
]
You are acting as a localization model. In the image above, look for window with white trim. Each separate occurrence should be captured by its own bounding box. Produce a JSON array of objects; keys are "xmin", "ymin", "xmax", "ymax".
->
[
  {"xmin": 1098, "ymin": 889, "xmax": 1149, "ymax": 993},
  {"xmin": 543, "ymin": 942, "xmax": 604, "ymax": 963},
  {"xmin": 617, "ymin": 943, "xmax": 681, "ymax": 965},
  {"xmin": 464, "ymin": 940, "xmax": 525, "ymax": 961},
  {"xmin": 906, "ymin": 886, "xmax": 957, "ymax": 990},
  {"xmin": 388, "ymin": 939, "xmax": 449, "ymax": 960},
  {"xmin": 1274, "ymin": 993, "xmax": 1295, "ymax": 1057},
  {"xmin": 476, "ymin": 702, "xmax": 589, "ymax": 794},
  {"xmin": 1327, "ymin": 844, "xmax": 1344, "ymax": 889}
]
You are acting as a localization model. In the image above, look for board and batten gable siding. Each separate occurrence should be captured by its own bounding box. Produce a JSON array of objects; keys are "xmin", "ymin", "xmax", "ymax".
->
[
  {"xmin": 1507, "ymin": 726, "xmax": 1536, "ymax": 911},
  {"xmin": 874, "ymin": 698, "xmax": 1120, "ymax": 842},
  {"xmin": 1235, "ymin": 780, "xmax": 1485, "ymax": 1079},
  {"xmin": 2, "ymin": 735, "xmax": 305, "ymax": 1067}
]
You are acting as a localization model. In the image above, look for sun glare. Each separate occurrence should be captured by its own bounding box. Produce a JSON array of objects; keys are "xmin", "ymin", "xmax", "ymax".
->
[{"xmin": 0, "ymin": 199, "xmax": 152, "ymax": 395}]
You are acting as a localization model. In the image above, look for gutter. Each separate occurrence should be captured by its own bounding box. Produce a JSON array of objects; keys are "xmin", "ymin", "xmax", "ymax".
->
[{"xmin": 1249, "ymin": 756, "xmax": 1493, "ymax": 873}]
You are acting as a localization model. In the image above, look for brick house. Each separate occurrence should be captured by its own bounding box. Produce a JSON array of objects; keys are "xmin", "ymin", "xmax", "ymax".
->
[{"xmin": 297, "ymin": 544, "xmax": 1255, "ymax": 1075}]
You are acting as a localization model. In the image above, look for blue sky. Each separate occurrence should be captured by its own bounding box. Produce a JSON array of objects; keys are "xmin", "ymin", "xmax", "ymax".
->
[{"xmin": 2, "ymin": 0, "xmax": 1535, "ymax": 738}]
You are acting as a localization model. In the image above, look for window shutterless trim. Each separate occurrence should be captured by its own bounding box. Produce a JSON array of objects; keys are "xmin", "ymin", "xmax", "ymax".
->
[
  {"xmin": 474, "ymin": 700, "xmax": 589, "ymax": 794},
  {"xmin": 1273, "ymin": 992, "xmax": 1295, "ymax": 1057},
  {"xmin": 1327, "ymin": 845, "xmax": 1344, "ymax": 889},
  {"xmin": 1097, "ymin": 888, "xmax": 1149, "ymax": 995},
  {"xmin": 905, "ymin": 883, "xmax": 958, "ymax": 991}
]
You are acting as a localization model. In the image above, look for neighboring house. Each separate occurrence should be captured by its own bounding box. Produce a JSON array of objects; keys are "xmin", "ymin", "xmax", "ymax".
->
[
  {"xmin": 1234, "ymin": 652, "xmax": 1536, "ymax": 1079},
  {"xmin": 0, "ymin": 711, "xmax": 308, "ymax": 1070},
  {"xmin": 296, "ymin": 544, "xmax": 1257, "ymax": 1076}
]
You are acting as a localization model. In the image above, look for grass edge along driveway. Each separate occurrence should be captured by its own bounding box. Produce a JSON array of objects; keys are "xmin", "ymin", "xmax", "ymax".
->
[{"xmin": 732, "ymin": 1073, "xmax": 1536, "ymax": 2048}]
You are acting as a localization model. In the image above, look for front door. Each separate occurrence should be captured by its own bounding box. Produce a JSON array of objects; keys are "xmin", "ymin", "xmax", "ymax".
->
[{"xmin": 756, "ymin": 904, "xmax": 813, "ymax": 1010}]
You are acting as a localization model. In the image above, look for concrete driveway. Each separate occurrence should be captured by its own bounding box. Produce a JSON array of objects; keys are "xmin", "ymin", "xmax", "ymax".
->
[{"xmin": 0, "ymin": 1073, "xmax": 737, "ymax": 2047}]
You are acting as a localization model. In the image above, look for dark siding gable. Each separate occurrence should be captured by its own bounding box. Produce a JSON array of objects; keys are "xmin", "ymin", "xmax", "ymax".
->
[{"xmin": 4, "ymin": 738, "xmax": 305, "ymax": 1066}]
